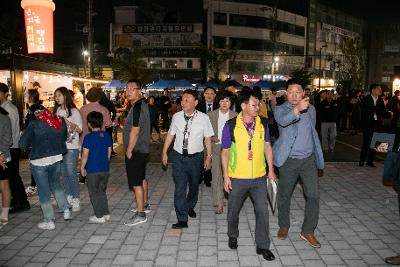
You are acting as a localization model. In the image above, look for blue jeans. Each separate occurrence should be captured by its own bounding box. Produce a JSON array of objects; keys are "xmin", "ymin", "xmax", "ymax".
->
[
  {"xmin": 171, "ymin": 151, "xmax": 203, "ymax": 222},
  {"xmin": 30, "ymin": 161, "xmax": 70, "ymax": 221},
  {"xmin": 62, "ymin": 149, "xmax": 80, "ymax": 198}
]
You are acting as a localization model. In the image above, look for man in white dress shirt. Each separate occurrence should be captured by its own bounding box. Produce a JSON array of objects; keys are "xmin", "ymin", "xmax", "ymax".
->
[{"xmin": 162, "ymin": 89, "xmax": 214, "ymax": 229}]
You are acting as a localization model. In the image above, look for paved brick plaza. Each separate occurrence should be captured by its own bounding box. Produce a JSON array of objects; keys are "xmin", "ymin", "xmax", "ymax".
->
[{"xmin": 0, "ymin": 152, "xmax": 399, "ymax": 266}]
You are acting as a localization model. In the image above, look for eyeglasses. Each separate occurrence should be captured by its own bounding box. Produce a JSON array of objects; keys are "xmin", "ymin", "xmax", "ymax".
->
[{"xmin": 126, "ymin": 87, "xmax": 141, "ymax": 92}]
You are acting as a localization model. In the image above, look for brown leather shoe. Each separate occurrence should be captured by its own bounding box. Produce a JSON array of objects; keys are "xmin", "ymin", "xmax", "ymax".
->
[
  {"xmin": 385, "ymin": 255, "xmax": 400, "ymax": 265},
  {"xmin": 300, "ymin": 232, "xmax": 321, "ymax": 248},
  {"xmin": 277, "ymin": 227, "xmax": 289, "ymax": 240}
]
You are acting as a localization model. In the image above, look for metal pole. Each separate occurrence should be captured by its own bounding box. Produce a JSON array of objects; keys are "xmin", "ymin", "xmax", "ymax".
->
[
  {"xmin": 88, "ymin": 0, "xmax": 94, "ymax": 78},
  {"xmin": 318, "ymin": 47, "xmax": 322, "ymax": 91},
  {"xmin": 318, "ymin": 45, "xmax": 327, "ymax": 91}
]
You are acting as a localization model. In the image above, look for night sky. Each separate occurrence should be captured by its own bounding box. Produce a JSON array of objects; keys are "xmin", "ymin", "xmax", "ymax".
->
[{"xmin": 0, "ymin": 0, "xmax": 398, "ymax": 65}]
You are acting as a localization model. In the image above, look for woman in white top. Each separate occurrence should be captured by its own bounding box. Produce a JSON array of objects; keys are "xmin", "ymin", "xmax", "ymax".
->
[
  {"xmin": 207, "ymin": 90, "xmax": 237, "ymax": 214},
  {"xmin": 54, "ymin": 87, "xmax": 83, "ymax": 212}
]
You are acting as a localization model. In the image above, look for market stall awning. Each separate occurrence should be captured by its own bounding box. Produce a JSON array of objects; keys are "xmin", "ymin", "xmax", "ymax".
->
[
  {"xmin": 147, "ymin": 79, "xmax": 194, "ymax": 90},
  {"xmin": 102, "ymin": 79, "xmax": 123, "ymax": 88},
  {"xmin": 251, "ymin": 80, "xmax": 287, "ymax": 89}
]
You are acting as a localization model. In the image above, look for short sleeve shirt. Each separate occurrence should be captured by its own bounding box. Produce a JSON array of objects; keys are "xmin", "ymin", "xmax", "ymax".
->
[
  {"xmin": 221, "ymin": 117, "xmax": 270, "ymax": 149},
  {"xmin": 122, "ymin": 99, "xmax": 151, "ymax": 153},
  {"xmin": 82, "ymin": 131, "xmax": 112, "ymax": 173},
  {"xmin": 169, "ymin": 110, "xmax": 214, "ymax": 154}
]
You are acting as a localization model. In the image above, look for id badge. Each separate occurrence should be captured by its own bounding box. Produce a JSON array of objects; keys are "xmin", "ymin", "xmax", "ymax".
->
[{"xmin": 248, "ymin": 150, "xmax": 253, "ymax": 160}]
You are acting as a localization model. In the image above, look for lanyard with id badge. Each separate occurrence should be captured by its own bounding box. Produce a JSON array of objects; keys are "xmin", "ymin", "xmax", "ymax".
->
[{"xmin": 243, "ymin": 119, "xmax": 255, "ymax": 160}]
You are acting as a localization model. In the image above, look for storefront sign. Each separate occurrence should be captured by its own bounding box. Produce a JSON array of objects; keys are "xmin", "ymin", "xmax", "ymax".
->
[
  {"xmin": 123, "ymin": 24, "xmax": 194, "ymax": 34},
  {"xmin": 142, "ymin": 48, "xmax": 200, "ymax": 57},
  {"xmin": 242, "ymin": 74, "xmax": 261, "ymax": 83},
  {"xmin": 21, "ymin": 0, "xmax": 55, "ymax": 54}
]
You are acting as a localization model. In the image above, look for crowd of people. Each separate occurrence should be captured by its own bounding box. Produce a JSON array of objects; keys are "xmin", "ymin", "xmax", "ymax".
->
[{"xmin": 0, "ymin": 78, "xmax": 400, "ymax": 264}]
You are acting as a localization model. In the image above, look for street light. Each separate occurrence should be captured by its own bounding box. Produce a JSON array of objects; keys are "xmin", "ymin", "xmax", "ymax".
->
[
  {"xmin": 82, "ymin": 50, "xmax": 89, "ymax": 77},
  {"xmin": 318, "ymin": 45, "xmax": 327, "ymax": 91}
]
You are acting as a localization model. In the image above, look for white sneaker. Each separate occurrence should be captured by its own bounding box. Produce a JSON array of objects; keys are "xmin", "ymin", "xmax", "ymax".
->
[
  {"xmin": 25, "ymin": 186, "xmax": 37, "ymax": 197},
  {"xmin": 72, "ymin": 198, "xmax": 80, "ymax": 212},
  {"xmin": 89, "ymin": 216, "xmax": 105, "ymax": 223},
  {"xmin": 38, "ymin": 221, "xmax": 55, "ymax": 230},
  {"xmin": 131, "ymin": 203, "xmax": 151, "ymax": 214},
  {"xmin": 64, "ymin": 209, "xmax": 72, "ymax": 221},
  {"xmin": 66, "ymin": 195, "xmax": 73, "ymax": 205},
  {"xmin": 104, "ymin": 214, "xmax": 110, "ymax": 221}
]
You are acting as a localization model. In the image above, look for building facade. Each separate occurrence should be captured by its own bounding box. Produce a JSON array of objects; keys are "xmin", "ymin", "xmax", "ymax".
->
[
  {"xmin": 367, "ymin": 23, "xmax": 400, "ymax": 93},
  {"xmin": 111, "ymin": 6, "xmax": 203, "ymax": 82},
  {"xmin": 204, "ymin": 0, "xmax": 307, "ymax": 85},
  {"xmin": 307, "ymin": 0, "xmax": 365, "ymax": 90}
]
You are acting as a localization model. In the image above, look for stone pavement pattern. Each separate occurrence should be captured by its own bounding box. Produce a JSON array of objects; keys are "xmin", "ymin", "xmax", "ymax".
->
[{"xmin": 0, "ymin": 157, "xmax": 399, "ymax": 266}]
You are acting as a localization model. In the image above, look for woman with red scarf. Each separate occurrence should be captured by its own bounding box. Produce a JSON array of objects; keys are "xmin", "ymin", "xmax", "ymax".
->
[{"xmin": 19, "ymin": 108, "xmax": 71, "ymax": 230}]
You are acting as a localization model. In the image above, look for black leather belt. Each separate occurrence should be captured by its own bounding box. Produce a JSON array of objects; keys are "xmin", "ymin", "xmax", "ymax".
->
[{"xmin": 176, "ymin": 151, "xmax": 201, "ymax": 158}]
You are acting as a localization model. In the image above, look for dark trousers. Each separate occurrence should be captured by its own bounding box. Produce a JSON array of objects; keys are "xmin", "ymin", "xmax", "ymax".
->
[
  {"xmin": 87, "ymin": 172, "xmax": 110, "ymax": 218},
  {"xmin": 161, "ymin": 110, "xmax": 169, "ymax": 131},
  {"xmin": 9, "ymin": 148, "xmax": 30, "ymax": 208},
  {"xmin": 106, "ymin": 127, "xmax": 115, "ymax": 153},
  {"xmin": 227, "ymin": 178, "xmax": 271, "ymax": 249},
  {"xmin": 150, "ymin": 122, "xmax": 160, "ymax": 134},
  {"xmin": 202, "ymin": 169, "xmax": 212, "ymax": 185},
  {"xmin": 360, "ymin": 126, "xmax": 376, "ymax": 164},
  {"xmin": 171, "ymin": 151, "xmax": 203, "ymax": 222},
  {"xmin": 278, "ymin": 155, "xmax": 319, "ymax": 234}
]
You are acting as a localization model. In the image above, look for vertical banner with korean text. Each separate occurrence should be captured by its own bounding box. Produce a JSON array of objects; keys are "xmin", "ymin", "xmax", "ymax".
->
[{"xmin": 21, "ymin": 0, "xmax": 55, "ymax": 54}]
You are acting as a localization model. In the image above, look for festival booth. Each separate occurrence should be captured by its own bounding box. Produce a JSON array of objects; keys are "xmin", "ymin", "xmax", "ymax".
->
[
  {"xmin": 101, "ymin": 80, "xmax": 127, "ymax": 101},
  {"xmin": 0, "ymin": 53, "xmax": 107, "ymax": 117},
  {"xmin": 146, "ymin": 79, "xmax": 194, "ymax": 99}
]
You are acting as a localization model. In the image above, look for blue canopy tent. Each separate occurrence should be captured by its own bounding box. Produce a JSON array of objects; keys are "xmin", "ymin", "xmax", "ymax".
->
[
  {"xmin": 102, "ymin": 80, "xmax": 124, "ymax": 88},
  {"xmin": 228, "ymin": 79, "xmax": 243, "ymax": 88},
  {"xmin": 147, "ymin": 80, "xmax": 194, "ymax": 90},
  {"xmin": 250, "ymin": 80, "xmax": 287, "ymax": 90}
]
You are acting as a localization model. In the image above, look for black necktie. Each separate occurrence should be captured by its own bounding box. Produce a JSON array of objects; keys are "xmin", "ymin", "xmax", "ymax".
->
[
  {"xmin": 183, "ymin": 114, "xmax": 192, "ymax": 154},
  {"xmin": 207, "ymin": 104, "xmax": 212, "ymax": 113}
]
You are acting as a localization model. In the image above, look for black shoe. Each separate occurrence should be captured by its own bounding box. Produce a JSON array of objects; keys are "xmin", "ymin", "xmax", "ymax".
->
[
  {"xmin": 256, "ymin": 248, "xmax": 275, "ymax": 261},
  {"xmin": 366, "ymin": 162, "xmax": 376, "ymax": 167},
  {"xmin": 172, "ymin": 221, "xmax": 188, "ymax": 229},
  {"xmin": 228, "ymin": 237, "xmax": 238, "ymax": 249},
  {"xmin": 358, "ymin": 161, "xmax": 364, "ymax": 167},
  {"xmin": 188, "ymin": 208, "xmax": 197, "ymax": 218},
  {"xmin": 79, "ymin": 176, "xmax": 86, "ymax": 184},
  {"xmin": 9, "ymin": 204, "xmax": 30, "ymax": 214}
]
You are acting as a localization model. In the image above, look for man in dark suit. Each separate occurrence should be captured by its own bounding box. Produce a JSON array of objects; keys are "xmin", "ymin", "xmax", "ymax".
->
[
  {"xmin": 197, "ymin": 86, "xmax": 219, "ymax": 187},
  {"xmin": 359, "ymin": 84, "xmax": 387, "ymax": 167},
  {"xmin": 197, "ymin": 87, "xmax": 219, "ymax": 114}
]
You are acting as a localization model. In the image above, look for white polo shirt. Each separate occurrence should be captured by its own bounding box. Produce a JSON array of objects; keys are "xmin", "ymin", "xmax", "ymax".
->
[{"xmin": 169, "ymin": 110, "xmax": 214, "ymax": 154}]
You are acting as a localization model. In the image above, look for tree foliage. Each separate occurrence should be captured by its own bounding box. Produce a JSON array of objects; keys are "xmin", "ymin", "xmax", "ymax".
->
[
  {"xmin": 111, "ymin": 48, "xmax": 149, "ymax": 83},
  {"xmin": 290, "ymin": 68, "xmax": 314, "ymax": 89},
  {"xmin": 337, "ymin": 36, "xmax": 364, "ymax": 90},
  {"xmin": 200, "ymin": 46, "xmax": 237, "ymax": 82}
]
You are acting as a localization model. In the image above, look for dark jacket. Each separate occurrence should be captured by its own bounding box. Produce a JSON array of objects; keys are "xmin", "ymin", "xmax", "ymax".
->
[
  {"xmin": 197, "ymin": 101, "xmax": 219, "ymax": 114},
  {"xmin": 360, "ymin": 95, "xmax": 388, "ymax": 130},
  {"xmin": 22, "ymin": 103, "xmax": 46, "ymax": 130},
  {"xmin": 319, "ymin": 100, "xmax": 338, "ymax": 122},
  {"xmin": 148, "ymin": 104, "xmax": 160, "ymax": 124},
  {"xmin": 19, "ymin": 118, "xmax": 67, "ymax": 160}
]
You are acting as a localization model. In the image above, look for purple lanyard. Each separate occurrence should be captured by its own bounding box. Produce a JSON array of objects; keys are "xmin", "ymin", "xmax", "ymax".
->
[{"xmin": 242, "ymin": 119, "xmax": 255, "ymax": 160}]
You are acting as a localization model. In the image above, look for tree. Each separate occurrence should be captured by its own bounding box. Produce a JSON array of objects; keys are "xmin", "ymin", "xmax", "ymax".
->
[
  {"xmin": 111, "ymin": 48, "xmax": 149, "ymax": 83},
  {"xmin": 290, "ymin": 68, "xmax": 314, "ymax": 89},
  {"xmin": 200, "ymin": 46, "xmax": 237, "ymax": 83},
  {"xmin": 337, "ymin": 36, "xmax": 364, "ymax": 90}
]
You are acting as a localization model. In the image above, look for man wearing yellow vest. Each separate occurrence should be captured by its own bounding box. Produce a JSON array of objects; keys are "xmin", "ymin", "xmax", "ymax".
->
[{"xmin": 221, "ymin": 90, "xmax": 276, "ymax": 261}]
